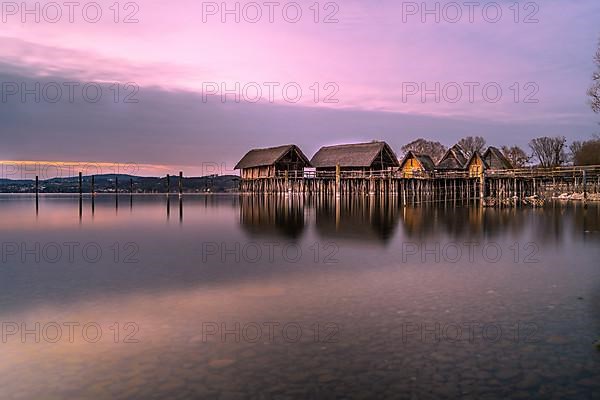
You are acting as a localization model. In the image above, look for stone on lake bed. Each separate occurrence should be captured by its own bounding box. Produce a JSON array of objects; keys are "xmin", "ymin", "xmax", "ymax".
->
[{"xmin": 594, "ymin": 340, "xmax": 600, "ymax": 351}]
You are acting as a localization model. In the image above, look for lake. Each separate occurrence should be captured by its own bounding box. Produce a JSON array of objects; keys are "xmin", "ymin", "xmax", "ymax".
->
[{"xmin": 0, "ymin": 194, "xmax": 599, "ymax": 399}]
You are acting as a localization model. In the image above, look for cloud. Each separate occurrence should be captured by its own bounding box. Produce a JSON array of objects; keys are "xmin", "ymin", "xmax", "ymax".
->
[
  {"xmin": 1, "ymin": 0, "xmax": 599, "ymax": 121},
  {"xmin": 1, "ymin": 67, "xmax": 598, "ymax": 175}
]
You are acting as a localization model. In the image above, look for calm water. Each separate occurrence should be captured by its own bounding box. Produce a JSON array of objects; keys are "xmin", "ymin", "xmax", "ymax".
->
[{"xmin": 0, "ymin": 194, "xmax": 599, "ymax": 399}]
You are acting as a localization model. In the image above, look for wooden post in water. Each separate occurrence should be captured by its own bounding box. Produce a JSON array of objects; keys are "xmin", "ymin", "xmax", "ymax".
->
[
  {"xmin": 284, "ymin": 170, "xmax": 289, "ymax": 194},
  {"xmin": 130, "ymin": 178, "xmax": 134, "ymax": 209},
  {"xmin": 480, "ymin": 172, "xmax": 485, "ymax": 205},
  {"xmin": 179, "ymin": 171, "xmax": 183, "ymax": 196},
  {"xmin": 335, "ymin": 164, "xmax": 341, "ymax": 198},
  {"xmin": 35, "ymin": 175, "xmax": 39, "ymax": 214},
  {"xmin": 78, "ymin": 174, "xmax": 82, "ymax": 218},
  {"xmin": 583, "ymin": 169, "xmax": 588, "ymax": 207}
]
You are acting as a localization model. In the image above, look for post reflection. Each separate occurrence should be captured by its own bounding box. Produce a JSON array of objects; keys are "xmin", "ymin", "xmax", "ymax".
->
[
  {"xmin": 239, "ymin": 195, "xmax": 306, "ymax": 239},
  {"xmin": 23, "ymin": 195, "xmax": 600, "ymax": 244},
  {"xmin": 313, "ymin": 195, "xmax": 401, "ymax": 244},
  {"xmin": 237, "ymin": 195, "xmax": 600, "ymax": 245}
]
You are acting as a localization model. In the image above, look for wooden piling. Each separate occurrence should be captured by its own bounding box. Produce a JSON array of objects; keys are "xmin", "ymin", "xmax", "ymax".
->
[
  {"xmin": 35, "ymin": 175, "xmax": 39, "ymax": 214},
  {"xmin": 335, "ymin": 164, "xmax": 341, "ymax": 197},
  {"xmin": 179, "ymin": 171, "xmax": 183, "ymax": 196},
  {"xmin": 583, "ymin": 170, "xmax": 588, "ymax": 207}
]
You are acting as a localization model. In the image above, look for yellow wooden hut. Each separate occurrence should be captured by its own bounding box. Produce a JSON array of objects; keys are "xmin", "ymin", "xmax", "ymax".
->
[{"xmin": 399, "ymin": 151, "xmax": 436, "ymax": 178}]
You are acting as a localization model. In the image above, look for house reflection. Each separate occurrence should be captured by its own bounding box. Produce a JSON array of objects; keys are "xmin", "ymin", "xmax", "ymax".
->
[
  {"xmin": 313, "ymin": 196, "xmax": 400, "ymax": 244},
  {"xmin": 239, "ymin": 195, "xmax": 306, "ymax": 239},
  {"xmin": 398, "ymin": 202, "xmax": 600, "ymax": 243},
  {"xmin": 238, "ymin": 194, "xmax": 600, "ymax": 245},
  {"xmin": 399, "ymin": 205, "xmax": 530, "ymax": 239}
]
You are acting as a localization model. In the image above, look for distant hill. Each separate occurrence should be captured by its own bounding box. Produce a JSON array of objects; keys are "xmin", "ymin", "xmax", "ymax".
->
[{"xmin": 0, "ymin": 174, "xmax": 240, "ymax": 193}]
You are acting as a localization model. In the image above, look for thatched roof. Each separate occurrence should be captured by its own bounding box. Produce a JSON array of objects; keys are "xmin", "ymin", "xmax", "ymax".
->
[
  {"xmin": 399, "ymin": 151, "xmax": 436, "ymax": 171},
  {"xmin": 483, "ymin": 146, "xmax": 513, "ymax": 169},
  {"xmin": 437, "ymin": 144, "xmax": 468, "ymax": 170},
  {"xmin": 310, "ymin": 141, "xmax": 399, "ymax": 168},
  {"xmin": 235, "ymin": 145, "xmax": 310, "ymax": 169},
  {"xmin": 466, "ymin": 151, "xmax": 489, "ymax": 169}
]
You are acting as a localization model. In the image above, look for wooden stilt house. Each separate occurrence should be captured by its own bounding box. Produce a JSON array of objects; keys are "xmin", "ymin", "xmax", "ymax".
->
[
  {"xmin": 399, "ymin": 151, "xmax": 436, "ymax": 178},
  {"xmin": 482, "ymin": 146, "xmax": 513, "ymax": 170},
  {"xmin": 436, "ymin": 144, "xmax": 468, "ymax": 171},
  {"xmin": 310, "ymin": 141, "xmax": 400, "ymax": 175},
  {"xmin": 235, "ymin": 144, "xmax": 311, "ymax": 179},
  {"xmin": 466, "ymin": 152, "xmax": 488, "ymax": 178}
]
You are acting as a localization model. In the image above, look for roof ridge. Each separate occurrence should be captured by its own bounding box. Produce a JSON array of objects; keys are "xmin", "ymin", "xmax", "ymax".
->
[
  {"xmin": 319, "ymin": 141, "xmax": 385, "ymax": 149},
  {"xmin": 248, "ymin": 144, "xmax": 294, "ymax": 152}
]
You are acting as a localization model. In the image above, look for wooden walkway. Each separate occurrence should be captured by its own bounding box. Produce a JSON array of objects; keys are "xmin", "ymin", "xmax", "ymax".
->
[{"xmin": 239, "ymin": 165, "xmax": 600, "ymax": 206}]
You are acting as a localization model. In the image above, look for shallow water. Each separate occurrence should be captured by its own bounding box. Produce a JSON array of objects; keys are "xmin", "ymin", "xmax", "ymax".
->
[{"xmin": 0, "ymin": 194, "xmax": 599, "ymax": 399}]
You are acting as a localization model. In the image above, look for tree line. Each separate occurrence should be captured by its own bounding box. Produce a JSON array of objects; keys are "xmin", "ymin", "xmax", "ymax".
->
[{"xmin": 400, "ymin": 135, "xmax": 600, "ymax": 168}]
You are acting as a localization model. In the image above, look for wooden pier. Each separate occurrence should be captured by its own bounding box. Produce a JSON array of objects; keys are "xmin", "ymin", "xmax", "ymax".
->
[
  {"xmin": 235, "ymin": 142, "xmax": 600, "ymax": 206},
  {"xmin": 238, "ymin": 166, "xmax": 600, "ymax": 206}
]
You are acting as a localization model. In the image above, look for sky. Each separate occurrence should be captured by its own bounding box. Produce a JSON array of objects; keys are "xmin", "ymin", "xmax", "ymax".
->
[{"xmin": 1, "ymin": 0, "xmax": 599, "ymax": 177}]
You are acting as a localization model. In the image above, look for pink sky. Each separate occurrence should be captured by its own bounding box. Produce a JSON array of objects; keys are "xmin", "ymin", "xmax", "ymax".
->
[{"xmin": 1, "ymin": 0, "xmax": 599, "ymax": 175}]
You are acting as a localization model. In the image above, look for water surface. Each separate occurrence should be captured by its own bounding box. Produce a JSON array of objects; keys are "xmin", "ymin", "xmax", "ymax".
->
[{"xmin": 0, "ymin": 194, "xmax": 599, "ymax": 399}]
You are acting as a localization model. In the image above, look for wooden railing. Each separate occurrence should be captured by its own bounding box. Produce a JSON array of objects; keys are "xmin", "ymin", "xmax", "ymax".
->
[
  {"xmin": 260, "ymin": 165, "xmax": 600, "ymax": 181},
  {"xmin": 484, "ymin": 165, "xmax": 600, "ymax": 178}
]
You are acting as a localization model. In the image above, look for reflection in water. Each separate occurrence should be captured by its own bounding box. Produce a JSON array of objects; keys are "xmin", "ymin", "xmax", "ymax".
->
[
  {"xmin": 239, "ymin": 195, "xmax": 401, "ymax": 243},
  {"xmin": 238, "ymin": 195, "xmax": 600, "ymax": 245},
  {"xmin": 1, "ymin": 194, "xmax": 599, "ymax": 399},
  {"xmin": 166, "ymin": 195, "xmax": 170, "ymax": 219},
  {"xmin": 25, "ymin": 194, "xmax": 600, "ymax": 244},
  {"xmin": 28, "ymin": 193, "xmax": 600, "ymax": 245},
  {"xmin": 313, "ymin": 195, "xmax": 400, "ymax": 244},
  {"xmin": 179, "ymin": 196, "xmax": 183, "ymax": 223},
  {"xmin": 240, "ymin": 195, "xmax": 306, "ymax": 239}
]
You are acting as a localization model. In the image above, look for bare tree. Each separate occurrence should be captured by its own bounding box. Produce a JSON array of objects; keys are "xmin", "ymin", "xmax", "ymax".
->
[
  {"xmin": 501, "ymin": 145, "xmax": 530, "ymax": 167},
  {"xmin": 528, "ymin": 136, "xmax": 567, "ymax": 167},
  {"xmin": 589, "ymin": 38, "xmax": 600, "ymax": 113},
  {"xmin": 458, "ymin": 136, "xmax": 486, "ymax": 157},
  {"xmin": 401, "ymin": 139, "xmax": 447, "ymax": 163},
  {"xmin": 569, "ymin": 141, "xmax": 583, "ymax": 163},
  {"xmin": 570, "ymin": 135, "xmax": 600, "ymax": 165}
]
